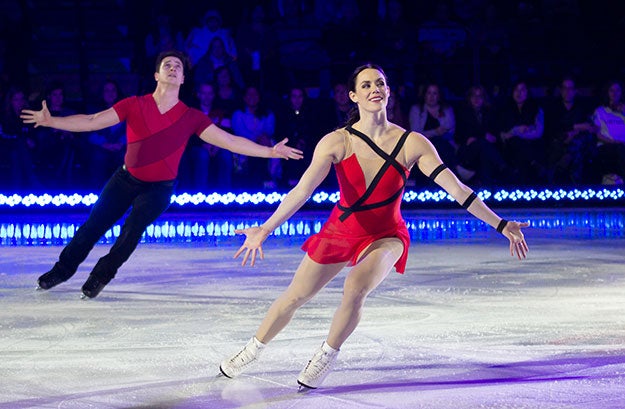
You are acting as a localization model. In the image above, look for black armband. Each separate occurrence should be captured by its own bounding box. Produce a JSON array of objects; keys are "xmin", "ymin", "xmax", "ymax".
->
[
  {"xmin": 496, "ymin": 219, "xmax": 509, "ymax": 233},
  {"xmin": 461, "ymin": 191, "xmax": 477, "ymax": 209},
  {"xmin": 428, "ymin": 164, "xmax": 447, "ymax": 181}
]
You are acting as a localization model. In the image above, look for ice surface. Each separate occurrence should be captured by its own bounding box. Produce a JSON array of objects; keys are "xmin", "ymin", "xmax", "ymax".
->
[{"xmin": 1, "ymin": 210, "xmax": 624, "ymax": 408}]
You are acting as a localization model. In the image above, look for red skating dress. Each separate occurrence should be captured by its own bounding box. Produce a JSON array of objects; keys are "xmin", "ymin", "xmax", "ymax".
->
[{"xmin": 302, "ymin": 126, "xmax": 411, "ymax": 273}]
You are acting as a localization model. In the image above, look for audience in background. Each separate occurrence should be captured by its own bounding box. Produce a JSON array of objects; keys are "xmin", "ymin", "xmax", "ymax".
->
[
  {"xmin": 497, "ymin": 80, "xmax": 545, "ymax": 185},
  {"xmin": 408, "ymin": 82, "xmax": 457, "ymax": 185},
  {"xmin": 34, "ymin": 82, "xmax": 79, "ymax": 189},
  {"xmin": 235, "ymin": 3, "xmax": 280, "ymax": 93},
  {"xmin": 592, "ymin": 80, "xmax": 625, "ymax": 185},
  {"xmin": 192, "ymin": 36, "xmax": 245, "ymax": 90},
  {"xmin": 275, "ymin": 86, "xmax": 322, "ymax": 188},
  {"xmin": 6, "ymin": 2, "xmax": 625, "ymax": 191},
  {"xmin": 0, "ymin": 85, "xmax": 40, "ymax": 189},
  {"xmin": 231, "ymin": 85, "xmax": 277, "ymax": 189},
  {"xmin": 184, "ymin": 9, "xmax": 237, "ymax": 67},
  {"xmin": 455, "ymin": 85, "xmax": 508, "ymax": 186},
  {"xmin": 179, "ymin": 81, "xmax": 233, "ymax": 191},
  {"xmin": 86, "ymin": 80, "xmax": 126, "ymax": 188},
  {"xmin": 545, "ymin": 76, "xmax": 596, "ymax": 185}
]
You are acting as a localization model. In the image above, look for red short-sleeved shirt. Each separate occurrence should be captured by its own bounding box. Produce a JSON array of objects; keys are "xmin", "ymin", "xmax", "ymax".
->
[{"xmin": 113, "ymin": 94, "xmax": 213, "ymax": 182}]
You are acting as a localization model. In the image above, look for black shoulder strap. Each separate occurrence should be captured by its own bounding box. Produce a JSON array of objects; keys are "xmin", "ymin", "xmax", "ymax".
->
[{"xmin": 337, "ymin": 127, "xmax": 410, "ymax": 221}]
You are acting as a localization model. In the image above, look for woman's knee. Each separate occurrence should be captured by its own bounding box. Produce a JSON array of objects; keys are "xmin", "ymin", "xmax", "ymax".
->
[
  {"xmin": 341, "ymin": 283, "xmax": 371, "ymax": 308},
  {"xmin": 277, "ymin": 289, "xmax": 313, "ymax": 312}
]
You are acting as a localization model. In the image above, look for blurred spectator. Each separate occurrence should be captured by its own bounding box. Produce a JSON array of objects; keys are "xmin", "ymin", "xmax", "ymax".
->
[
  {"xmin": 416, "ymin": 2, "xmax": 468, "ymax": 92},
  {"xmin": 591, "ymin": 80, "xmax": 625, "ymax": 184},
  {"xmin": 193, "ymin": 36, "xmax": 245, "ymax": 91},
  {"xmin": 470, "ymin": 2, "xmax": 511, "ymax": 89},
  {"xmin": 235, "ymin": 3, "xmax": 280, "ymax": 92},
  {"xmin": 455, "ymin": 84, "xmax": 508, "ymax": 186},
  {"xmin": 386, "ymin": 86, "xmax": 409, "ymax": 129},
  {"xmin": 34, "ymin": 82, "xmax": 78, "ymax": 189},
  {"xmin": 321, "ymin": 0, "xmax": 370, "ymax": 84},
  {"xmin": 373, "ymin": 0, "xmax": 417, "ymax": 87},
  {"xmin": 272, "ymin": 0, "xmax": 330, "ymax": 94},
  {"xmin": 231, "ymin": 85, "xmax": 277, "ymax": 189},
  {"xmin": 544, "ymin": 76, "xmax": 596, "ymax": 185},
  {"xmin": 0, "ymin": 85, "xmax": 40, "ymax": 190},
  {"xmin": 275, "ymin": 86, "xmax": 321, "ymax": 187},
  {"xmin": 497, "ymin": 79, "xmax": 545, "ymax": 185},
  {"xmin": 184, "ymin": 9, "xmax": 237, "ymax": 67},
  {"xmin": 409, "ymin": 82, "xmax": 457, "ymax": 173},
  {"xmin": 86, "ymin": 80, "xmax": 126, "ymax": 189},
  {"xmin": 179, "ymin": 82, "xmax": 233, "ymax": 191},
  {"xmin": 320, "ymin": 82, "xmax": 353, "ymax": 133},
  {"xmin": 213, "ymin": 65, "xmax": 242, "ymax": 120},
  {"xmin": 144, "ymin": 14, "xmax": 185, "ymax": 63}
]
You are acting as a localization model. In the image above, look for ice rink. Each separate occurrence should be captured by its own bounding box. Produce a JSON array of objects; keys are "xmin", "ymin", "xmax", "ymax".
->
[{"xmin": 1, "ymin": 208, "xmax": 624, "ymax": 408}]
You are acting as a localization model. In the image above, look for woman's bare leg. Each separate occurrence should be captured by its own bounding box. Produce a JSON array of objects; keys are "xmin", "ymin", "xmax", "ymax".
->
[
  {"xmin": 255, "ymin": 255, "xmax": 346, "ymax": 343},
  {"xmin": 326, "ymin": 238, "xmax": 404, "ymax": 349}
]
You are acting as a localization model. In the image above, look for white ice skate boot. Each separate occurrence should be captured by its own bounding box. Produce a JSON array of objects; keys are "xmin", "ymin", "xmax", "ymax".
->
[
  {"xmin": 297, "ymin": 341, "xmax": 339, "ymax": 389},
  {"xmin": 220, "ymin": 336, "xmax": 265, "ymax": 378}
]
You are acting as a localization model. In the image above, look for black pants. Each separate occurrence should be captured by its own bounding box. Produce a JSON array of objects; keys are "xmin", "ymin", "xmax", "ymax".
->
[{"xmin": 57, "ymin": 166, "xmax": 174, "ymax": 282}]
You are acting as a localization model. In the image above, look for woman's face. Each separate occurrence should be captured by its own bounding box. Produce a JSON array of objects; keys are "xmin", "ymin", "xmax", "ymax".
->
[
  {"xmin": 244, "ymin": 87, "xmax": 260, "ymax": 108},
  {"xmin": 608, "ymin": 83, "xmax": 622, "ymax": 105},
  {"xmin": 49, "ymin": 88, "xmax": 64, "ymax": 109},
  {"xmin": 289, "ymin": 88, "xmax": 304, "ymax": 110},
  {"xmin": 469, "ymin": 88, "xmax": 485, "ymax": 109},
  {"xmin": 216, "ymin": 68, "xmax": 231, "ymax": 85},
  {"xmin": 10, "ymin": 91, "xmax": 27, "ymax": 113},
  {"xmin": 350, "ymin": 68, "xmax": 388, "ymax": 111},
  {"xmin": 197, "ymin": 83, "xmax": 215, "ymax": 106},
  {"xmin": 424, "ymin": 85, "xmax": 440, "ymax": 106},
  {"xmin": 513, "ymin": 83, "xmax": 528, "ymax": 104},
  {"xmin": 102, "ymin": 82, "xmax": 118, "ymax": 106},
  {"xmin": 209, "ymin": 38, "xmax": 226, "ymax": 57}
]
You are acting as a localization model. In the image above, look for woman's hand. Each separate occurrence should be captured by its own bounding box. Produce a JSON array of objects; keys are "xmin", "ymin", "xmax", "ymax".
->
[
  {"xmin": 503, "ymin": 221, "xmax": 530, "ymax": 259},
  {"xmin": 20, "ymin": 100, "xmax": 52, "ymax": 128},
  {"xmin": 233, "ymin": 226, "xmax": 271, "ymax": 266}
]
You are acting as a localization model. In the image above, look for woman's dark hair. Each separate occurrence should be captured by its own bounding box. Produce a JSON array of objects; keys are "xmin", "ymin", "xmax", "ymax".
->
[
  {"xmin": 241, "ymin": 84, "xmax": 270, "ymax": 117},
  {"xmin": 600, "ymin": 80, "xmax": 623, "ymax": 107},
  {"xmin": 466, "ymin": 84, "xmax": 490, "ymax": 108},
  {"xmin": 345, "ymin": 63, "xmax": 387, "ymax": 127},
  {"xmin": 418, "ymin": 82, "xmax": 448, "ymax": 116},
  {"xmin": 155, "ymin": 50, "xmax": 189, "ymax": 74},
  {"xmin": 3, "ymin": 85, "xmax": 28, "ymax": 117}
]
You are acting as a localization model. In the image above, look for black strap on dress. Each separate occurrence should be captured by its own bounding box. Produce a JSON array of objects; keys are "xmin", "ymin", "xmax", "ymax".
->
[{"xmin": 337, "ymin": 126, "xmax": 410, "ymax": 222}]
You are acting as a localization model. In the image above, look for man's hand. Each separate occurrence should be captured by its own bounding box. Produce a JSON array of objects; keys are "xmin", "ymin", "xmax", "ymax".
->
[
  {"xmin": 272, "ymin": 138, "xmax": 304, "ymax": 160},
  {"xmin": 21, "ymin": 101, "xmax": 52, "ymax": 128}
]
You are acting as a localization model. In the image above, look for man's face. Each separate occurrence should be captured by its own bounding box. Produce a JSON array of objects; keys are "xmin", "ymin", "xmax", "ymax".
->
[
  {"xmin": 560, "ymin": 80, "xmax": 576, "ymax": 104},
  {"xmin": 197, "ymin": 84, "xmax": 215, "ymax": 106},
  {"xmin": 290, "ymin": 89, "xmax": 304, "ymax": 110},
  {"xmin": 244, "ymin": 87, "xmax": 260, "ymax": 108},
  {"xmin": 156, "ymin": 56, "xmax": 184, "ymax": 85},
  {"xmin": 513, "ymin": 83, "xmax": 528, "ymax": 104},
  {"xmin": 49, "ymin": 88, "xmax": 64, "ymax": 108}
]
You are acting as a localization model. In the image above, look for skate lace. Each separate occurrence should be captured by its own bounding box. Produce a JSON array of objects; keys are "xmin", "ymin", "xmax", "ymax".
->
[
  {"xmin": 229, "ymin": 344, "xmax": 257, "ymax": 367},
  {"xmin": 303, "ymin": 350, "xmax": 333, "ymax": 379}
]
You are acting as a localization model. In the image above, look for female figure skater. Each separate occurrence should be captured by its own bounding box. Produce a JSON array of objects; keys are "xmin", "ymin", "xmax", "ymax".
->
[{"xmin": 220, "ymin": 64, "xmax": 529, "ymax": 389}]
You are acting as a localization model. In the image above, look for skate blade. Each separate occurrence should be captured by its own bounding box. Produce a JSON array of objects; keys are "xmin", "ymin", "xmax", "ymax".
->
[
  {"xmin": 297, "ymin": 383, "xmax": 314, "ymax": 393},
  {"xmin": 80, "ymin": 293, "xmax": 90, "ymax": 300},
  {"xmin": 35, "ymin": 285, "xmax": 45, "ymax": 291}
]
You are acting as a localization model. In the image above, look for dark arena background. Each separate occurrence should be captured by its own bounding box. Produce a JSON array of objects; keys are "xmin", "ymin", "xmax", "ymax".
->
[{"xmin": 1, "ymin": 1, "xmax": 625, "ymax": 408}]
